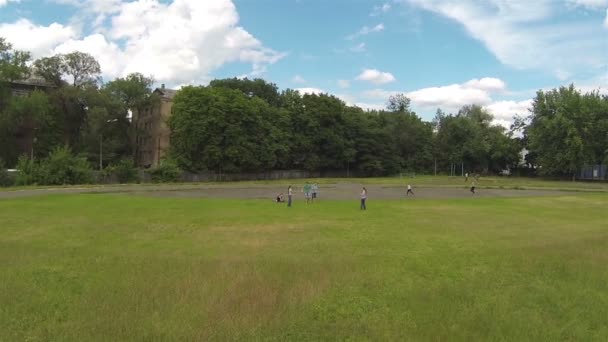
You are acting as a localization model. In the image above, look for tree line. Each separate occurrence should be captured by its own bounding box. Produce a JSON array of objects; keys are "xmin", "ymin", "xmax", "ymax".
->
[{"xmin": 1, "ymin": 37, "xmax": 607, "ymax": 182}]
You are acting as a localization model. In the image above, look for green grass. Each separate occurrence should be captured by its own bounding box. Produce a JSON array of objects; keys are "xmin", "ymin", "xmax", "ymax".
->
[{"xmin": 1, "ymin": 193, "xmax": 608, "ymax": 340}]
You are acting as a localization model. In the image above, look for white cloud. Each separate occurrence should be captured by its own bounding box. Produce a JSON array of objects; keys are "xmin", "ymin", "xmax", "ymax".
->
[
  {"xmin": 371, "ymin": 3, "xmax": 391, "ymax": 16},
  {"xmin": 407, "ymin": 84, "xmax": 492, "ymax": 110},
  {"xmin": 604, "ymin": 9, "xmax": 608, "ymax": 28},
  {"xmin": 347, "ymin": 23, "xmax": 384, "ymax": 40},
  {"xmin": 484, "ymin": 100, "xmax": 533, "ymax": 121},
  {"xmin": 402, "ymin": 0, "xmax": 607, "ymax": 78},
  {"xmin": 356, "ymin": 68, "xmax": 396, "ymax": 85},
  {"xmin": 0, "ymin": 0, "xmax": 20, "ymax": 7},
  {"xmin": 296, "ymin": 87, "xmax": 325, "ymax": 95},
  {"xmin": 463, "ymin": 77, "xmax": 506, "ymax": 92},
  {"xmin": 362, "ymin": 77, "xmax": 509, "ymax": 112},
  {"xmin": 350, "ymin": 42, "xmax": 366, "ymax": 53},
  {"xmin": 337, "ymin": 79, "xmax": 350, "ymax": 88},
  {"xmin": 0, "ymin": 19, "xmax": 77, "ymax": 57},
  {"xmin": 4, "ymin": 0, "xmax": 285, "ymax": 86},
  {"xmin": 292, "ymin": 75, "xmax": 306, "ymax": 84}
]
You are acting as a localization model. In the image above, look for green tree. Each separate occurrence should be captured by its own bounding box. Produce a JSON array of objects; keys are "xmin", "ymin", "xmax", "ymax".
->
[
  {"xmin": 527, "ymin": 85, "xmax": 607, "ymax": 179},
  {"xmin": 210, "ymin": 77, "xmax": 281, "ymax": 107},
  {"xmin": 0, "ymin": 38, "xmax": 30, "ymax": 83},
  {"xmin": 62, "ymin": 52, "xmax": 101, "ymax": 88},
  {"xmin": 170, "ymin": 86, "xmax": 288, "ymax": 173},
  {"xmin": 33, "ymin": 55, "xmax": 64, "ymax": 87}
]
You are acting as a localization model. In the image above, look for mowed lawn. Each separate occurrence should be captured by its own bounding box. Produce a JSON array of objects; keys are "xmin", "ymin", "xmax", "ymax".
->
[{"xmin": 1, "ymin": 193, "xmax": 607, "ymax": 341}]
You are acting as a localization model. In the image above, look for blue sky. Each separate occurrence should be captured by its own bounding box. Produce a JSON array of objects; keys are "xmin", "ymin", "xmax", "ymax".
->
[{"xmin": 0, "ymin": 0, "xmax": 607, "ymax": 124}]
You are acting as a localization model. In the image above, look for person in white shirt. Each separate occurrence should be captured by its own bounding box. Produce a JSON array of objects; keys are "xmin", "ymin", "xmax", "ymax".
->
[
  {"xmin": 312, "ymin": 183, "xmax": 318, "ymax": 202},
  {"xmin": 360, "ymin": 187, "xmax": 367, "ymax": 210},
  {"xmin": 406, "ymin": 184, "xmax": 414, "ymax": 196},
  {"xmin": 288, "ymin": 185, "xmax": 293, "ymax": 207}
]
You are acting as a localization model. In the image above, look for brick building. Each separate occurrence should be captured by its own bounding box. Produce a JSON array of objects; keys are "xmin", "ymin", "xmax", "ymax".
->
[{"xmin": 133, "ymin": 85, "xmax": 177, "ymax": 167}]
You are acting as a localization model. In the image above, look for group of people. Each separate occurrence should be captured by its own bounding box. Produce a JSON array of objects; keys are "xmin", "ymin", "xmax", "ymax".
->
[
  {"xmin": 276, "ymin": 182, "xmax": 319, "ymax": 206},
  {"xmin": 277, "ymin": 178, "xmax": 479, "ymax": 209}
]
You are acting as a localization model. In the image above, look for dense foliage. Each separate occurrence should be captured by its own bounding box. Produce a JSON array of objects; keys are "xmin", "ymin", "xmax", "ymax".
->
[
  {"xmin": 1, "ymin": 36, "xmax": 606, "ymax": 181},
  {"xmin": 15, "ymin": 146, "xmax": 93, "ymax": 185}
]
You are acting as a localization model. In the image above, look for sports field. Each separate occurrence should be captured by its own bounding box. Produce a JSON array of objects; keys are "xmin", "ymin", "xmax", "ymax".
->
[{"xmin": 1, "ymin": 178, "xmax": 607, "ymax": 340}]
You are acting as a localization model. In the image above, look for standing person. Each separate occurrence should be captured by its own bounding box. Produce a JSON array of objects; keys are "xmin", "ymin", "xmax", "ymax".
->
[
  {"xmin": 406, "ymin": 184, "xmax": 414, "ymax": 196},
  {"xmin": 287, "ymin": 185, "xmax": 293, "ymax": 207},
  {"xmin": 465, "ymin": 172, "xmax": 469, "ymax": 182},
  {"xmin": 360, "ymin": 187, "xmax": 367, "ymax": 210},
  {"xmin": 303, "ymin": 182, "xmax": 311, "ymax": 204},
  {"xmin": 312, "ymin": 183, "xmax": 318, "ymax": 202},
  {"xmin": 470, "ymin": 181, "xmax": 476, "ymax": 195}
]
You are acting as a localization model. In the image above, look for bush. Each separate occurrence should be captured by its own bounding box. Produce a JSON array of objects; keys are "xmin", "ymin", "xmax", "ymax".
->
[
  {"xmin": 149, "ymin": 159, "xmax": 181, "ymax": 183},
  {"xmin": 0, "ymin": 159, "xmax": 13, "ymax": 187},
  {"xmin": 15, "ymin": 156, "xmax": 38, "ymax": 186},
  {"xmin": 108, "ymin": 159, "xmax": 139, "ymax": 183},
  {"xmin": 15, "ymin": 147, "xmax": 93, "ymax": 186}
]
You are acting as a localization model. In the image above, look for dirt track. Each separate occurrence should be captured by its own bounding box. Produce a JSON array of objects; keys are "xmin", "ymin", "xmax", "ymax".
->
[{"xmin": 0, "ymin": 183, "xmax": 578, "ymax": 200}]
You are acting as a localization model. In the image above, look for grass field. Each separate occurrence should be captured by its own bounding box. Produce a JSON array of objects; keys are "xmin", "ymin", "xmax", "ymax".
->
[{"xmin": 1, "ymin": 192, "xmax": 608, "ymax": 340}]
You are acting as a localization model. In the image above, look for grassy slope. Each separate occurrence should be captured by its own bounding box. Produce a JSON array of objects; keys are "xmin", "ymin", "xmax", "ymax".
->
[{"xmin": 1, "ymin": 194, "xmax": 607, "ymax": 341}]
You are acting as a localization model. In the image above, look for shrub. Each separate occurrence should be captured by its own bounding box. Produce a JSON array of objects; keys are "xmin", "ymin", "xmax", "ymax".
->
[
  {"xmin": 15, "ymin": 156, "xmax": 38, "ymax": 186},
  {"xmin": 15, "ymin": 147, "xmax": 93, "ymax": 186},
  {"xmin": 149, "ymin": 159, "xmax": 182, "ymax": 183},
  {"xmin": 109, "ymin": 159, "xmax": 139, "ymax": 183},
  {"xmin": 37, "ymin": 146, "xmax": 93, "ymax": 185},
  {"xmin": 0, "ymin": 159, "xmax": 13, "ymax": 187}
]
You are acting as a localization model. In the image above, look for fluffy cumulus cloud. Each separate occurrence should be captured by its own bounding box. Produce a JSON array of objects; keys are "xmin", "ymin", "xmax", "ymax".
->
[
  {"xmin": 356, "ymin": 69, "xmax": 396, "ymax": 85},
  {"xmin": 362, "ymin": 78, "xmax": 501, "ymax": 110},
  {"xmin": 2, "ymin": 0, "xmax": 285, "ymax": 86},
  {"xmin": 361, "ymin": 77, "xmax": 528, "ymax": 127},
  {"xmin": 0, "ymin": 19, "xmax": 76, "ymax": 56},
  {"xmin": 484, "ymin": 100, "xmax": 533, "ymax": 128},
  {"xmin": 402, "ymin": 0, "xmax": 607, "ymax": 79}
]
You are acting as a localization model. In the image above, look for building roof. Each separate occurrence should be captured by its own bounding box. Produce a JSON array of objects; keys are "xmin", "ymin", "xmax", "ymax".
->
[
  {"xmin": 9, "ymin": 75, "xmax": 56, "ymax": 88},
  {"xmin": 154, "ymin": 87, "xmax": 178, "ymax": 99}
]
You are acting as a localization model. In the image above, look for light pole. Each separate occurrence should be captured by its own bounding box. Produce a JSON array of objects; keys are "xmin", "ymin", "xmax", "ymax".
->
[
  {"xmin": 30, "ymin": 127, "xmax": 39, "ymax": 160},
  {"xmin": 100, "ymin": 119, "xmax": 119, "ymax": 170}
]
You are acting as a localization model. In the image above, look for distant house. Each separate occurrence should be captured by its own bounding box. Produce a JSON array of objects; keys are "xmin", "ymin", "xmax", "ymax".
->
[
  {"xmin": 579, "ymin": 165, "xmax": 607, "ymax": 181},
  {"xmin": 5, "ymin": 77, "xmax": 56, "ymax": 161},
  {"xmin": 132, "ymin": 85, "xmax": 177, "ymax": 167},
  {"xmin": 8, "ymin": 76, "xmax": 55, "ymax": 97}
]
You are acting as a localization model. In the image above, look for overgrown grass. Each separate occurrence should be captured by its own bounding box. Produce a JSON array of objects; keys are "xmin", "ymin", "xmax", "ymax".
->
[{"xmin": 1, "ymin": 194, "xmax": 607, "ymax": 340}]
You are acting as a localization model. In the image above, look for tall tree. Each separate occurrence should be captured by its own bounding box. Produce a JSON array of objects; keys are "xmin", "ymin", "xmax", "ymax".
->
[
  {"xmin": 527, "ymin": 85, "xmax": 607, "ymax": 178},
  {"xmin": 0, "ymin": 38, "xmax": 30, "ymax": 83},
  {"xmin": 33, "ymin": 56, "xmax": 64, "ymax": 87},
  {"xmin": 62, "ymin": 52, "xmax": 101, "ymax": 88}
]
